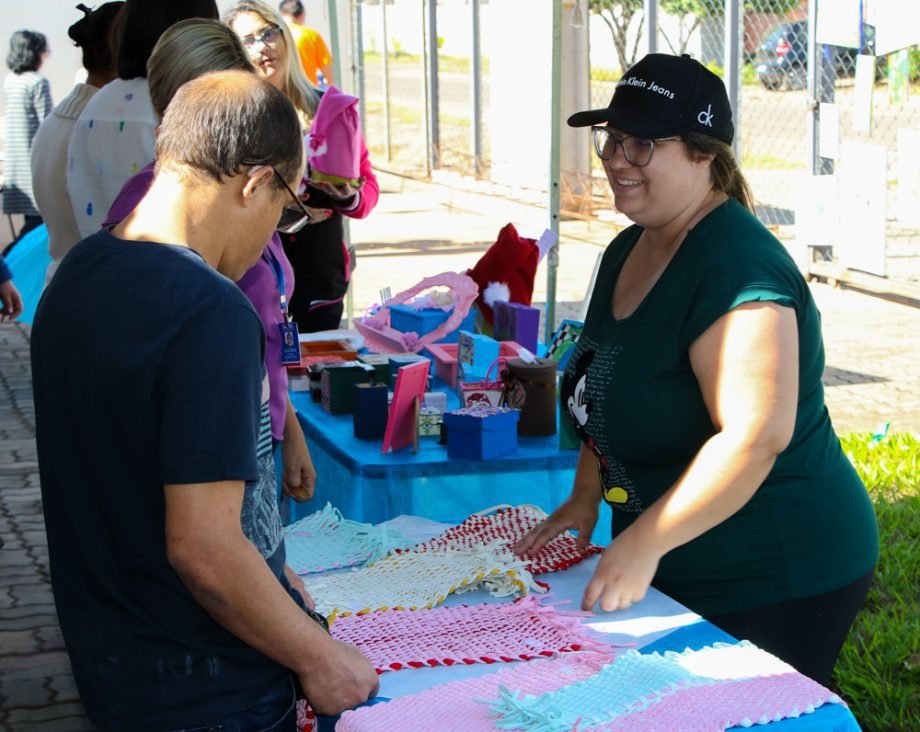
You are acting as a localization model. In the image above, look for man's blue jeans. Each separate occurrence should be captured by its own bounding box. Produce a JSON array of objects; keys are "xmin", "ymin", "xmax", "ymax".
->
[{"xmin": 168, "ymin": 678, "xmax": 297, "ymax": 732}]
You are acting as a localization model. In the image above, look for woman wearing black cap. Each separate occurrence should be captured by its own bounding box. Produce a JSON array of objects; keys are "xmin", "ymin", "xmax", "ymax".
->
[{"xmin": 516, "ymin": 53, "xmax": 878, "ymax": 685}]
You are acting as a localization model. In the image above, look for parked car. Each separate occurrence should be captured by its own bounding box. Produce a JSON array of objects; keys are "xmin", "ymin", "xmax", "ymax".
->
[{"xmin": 754, "ymin": 20, "xmax": 875, "ymax": 90}]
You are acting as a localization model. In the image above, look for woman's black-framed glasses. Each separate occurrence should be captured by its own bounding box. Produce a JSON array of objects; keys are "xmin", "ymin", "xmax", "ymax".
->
[
  {"xmin": 239, "ymin": 25, "xmax": 282, "ymax": 52},
  {"xmin": 591, "ymin": 127, "xmax": 681, "ymax": 167}
]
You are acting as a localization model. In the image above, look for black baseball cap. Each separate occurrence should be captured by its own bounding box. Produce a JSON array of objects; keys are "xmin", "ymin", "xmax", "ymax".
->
[{"xmin": 567, "ymin": 53, "xmax": 734, "ymax": 144}]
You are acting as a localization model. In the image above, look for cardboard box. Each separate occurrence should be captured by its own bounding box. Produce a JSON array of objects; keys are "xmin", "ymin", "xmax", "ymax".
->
[
  {"xmin": 417, "ymin": 406, "xmax": 444, "ymax": 437},
  {"xmin": 388, "ymin": 354, "xmax": 431, "ymax": 385},
  {"xmin": 321, "ymin": 362, "xmax": 373, "ymax": 414},
  {"xmin": 299, "ymin": 339, "xmax": 358, "ymax": 361},
  {"xmin": 457, "ymin": 331, "xmax": 500, "ymax": 382},
  {"xmin": 425, "ymin": 341, "xmax": 525, "ymax": 387},
  {"xmin": 443, "ymin": 406, "xmax": 520, "ymax": 460},
  {"xmin": 388, "ymin": 305, "xmax": 476, "ymax": 344},
  {"xmin": 493, "ymin": 301, "xmax": 541, "ymax": 354},
  {"xmin": 353, "ymin": 383, "xmax": 389, "ymax": 440},
  {"xmin": 357, "ymin": 353, "xmax": 394, "ymax": 386}
]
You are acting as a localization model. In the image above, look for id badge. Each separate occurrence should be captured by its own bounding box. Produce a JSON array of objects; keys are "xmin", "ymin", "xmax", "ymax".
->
[{"xmin": 279, "ymin": 321, "xmax": 302, "ymax": 366}]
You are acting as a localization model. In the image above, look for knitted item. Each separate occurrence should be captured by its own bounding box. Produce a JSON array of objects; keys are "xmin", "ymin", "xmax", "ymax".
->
[
  {"xmin": 330, "ymin": 595, "xmax": 612, "ymax": 673},
  {"xmin": 407, "ymin": 505, "xmax": 602, "ymax": 576},
  {"xmin": 309, "ymin": 542, "xmax": 543, "ymax": 620},
  {"xmin": 297, "ymin": 701, "xmax": 314, "ymax": 732},
  {"xmin": 336, "ymin": 652, "xmax": 612, "ymax": 732},
  {"xmin": 486, "ymin": 642, "xmax": 844, "ymax": 731},
  {"xmin": 592, "ymin": 673, "xmax": 844, "ymax": 731},
  {"xmin": 282, "ymin": 503, "xmax": 411, "ymax": 575}
]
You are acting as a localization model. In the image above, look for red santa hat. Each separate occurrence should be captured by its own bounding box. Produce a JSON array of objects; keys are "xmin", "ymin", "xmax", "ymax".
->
[{"xmin": 465, "ymin": 223, "xmax": 555, "ymax": 326}]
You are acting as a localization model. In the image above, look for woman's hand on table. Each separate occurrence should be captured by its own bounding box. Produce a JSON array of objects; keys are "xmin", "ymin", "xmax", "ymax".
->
[
  {"xmin": 301, "ymin": 638, "xmax": 380, "ymax": 716},
  {"xmin": 513, "ymin": 494, "xmax": 599, "ymax": 557},
  {"xmin": 581, "ymin": 526, "xmax": 661, "ymax": 613},
  {"xmin": 284, "ymin": 564, "xmax": 316, "ymax": 610},
  {"xmin": 282, "ymin": 403, "xmax": 317, "ymax": 502}
]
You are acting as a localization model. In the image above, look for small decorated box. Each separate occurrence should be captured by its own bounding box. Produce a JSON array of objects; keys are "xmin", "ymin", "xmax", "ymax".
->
[
  {"xmin": 457, "ymin": 331, "xmax": 500, "ymax": 382},
  {"xmin": 388, "ymin": 305, "xmax": 477, "ymax": 344},
  {"xmin": 425, "ymin": 341, "xmax": 525, "ymax": 387},
  {"xmin": 353, "ymin": 383, "xmax": 389, "ymax": 440},
  {"xmin": 417, "ymin": 406, "xmax": 444, "ymax": 437},
  {"xmin": 443, "ymin": 406, "xmax": 520, "ymax": 460},
  {"xmin": 357, "ymin": 353, "xmax": 394, "ymax": 386},
  {"xmin": 300, "ymin": 339, "xmax": 358, "ymax": 361},
  {"xmin": 493, "ymin": 301, "xmax": 540, "ymax": 354},
  {"xmin": 388, "ymin": 354, "xmax": 431, "ymax": 385},
  {"xmin": 321, "ymin": 362, "xmax": 373, "ymax": 414}
]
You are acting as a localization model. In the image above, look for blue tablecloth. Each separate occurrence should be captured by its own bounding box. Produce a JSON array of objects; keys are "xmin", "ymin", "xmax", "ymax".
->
[
  {"xmin": 312, "ymin": 518, "xmax": 860, "ymax": 732},
  {"xmin": 287, "ymin": 387, "xmax": 614, "ymax": 544}
]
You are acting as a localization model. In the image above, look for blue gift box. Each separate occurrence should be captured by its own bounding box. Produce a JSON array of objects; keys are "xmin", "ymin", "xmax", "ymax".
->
[
  {"xmin": 457, "ymin": 330, "xmax": 500, "ymax": 381},
  {"xmin": 388, "ymin": 304, "xmax": 476, "ymax": 344},
  {"xmin": 493, "ymin": 300, "xmax": 540, "ymax": 354},
  {"xmin": 443, "ymin": 406, "xmax": 520, "ymax": 460}
]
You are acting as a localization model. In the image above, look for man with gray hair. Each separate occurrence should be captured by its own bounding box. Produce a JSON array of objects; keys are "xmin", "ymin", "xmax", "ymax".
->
[{"xmin": 32, "ymin": 70, "xmax": 377, "ymax": 731}]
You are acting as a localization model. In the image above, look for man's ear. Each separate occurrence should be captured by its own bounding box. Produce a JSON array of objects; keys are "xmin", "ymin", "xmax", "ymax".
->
[{"xmin": 242, "ymin": 165, "xmax": 275, "ymax": 204}]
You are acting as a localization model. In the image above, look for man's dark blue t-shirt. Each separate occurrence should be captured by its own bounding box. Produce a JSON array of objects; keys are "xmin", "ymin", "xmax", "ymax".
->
[{"xmin": 31, "ymin": 231, "xmax": 291, "ymax": 730}]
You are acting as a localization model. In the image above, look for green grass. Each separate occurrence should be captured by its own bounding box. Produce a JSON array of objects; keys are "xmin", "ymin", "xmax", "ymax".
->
[{"xmin": 834, "ymin": 432, "xmax": 920, "ymax": 731}]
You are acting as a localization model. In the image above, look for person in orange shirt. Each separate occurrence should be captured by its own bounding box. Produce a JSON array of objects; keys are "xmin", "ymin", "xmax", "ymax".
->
[{"xmin": 278, "ymin": 0, "xmax": 333, "ymax": 86}]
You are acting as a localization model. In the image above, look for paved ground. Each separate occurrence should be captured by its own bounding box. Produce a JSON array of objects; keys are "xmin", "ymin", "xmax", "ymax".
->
[{"xmin": 1, "ymin": 172, "xmax": 918, "ymax": 729}]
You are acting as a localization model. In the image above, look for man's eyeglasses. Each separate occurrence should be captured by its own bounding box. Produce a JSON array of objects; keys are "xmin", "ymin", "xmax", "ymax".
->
[
  {"xmin": 271, "ymin": 168, "xmax": 312, "ymax": 234},
  {"xmin": 246, "ymin": 164, "xmax": 312, "ymax": 234},
  {"xmin": 591, "ymin": 127, "xmax": 682, "ymax": 167},
  {"xmin": 239, "ymin": 25, "xmax": 282, "ymax": 52}
]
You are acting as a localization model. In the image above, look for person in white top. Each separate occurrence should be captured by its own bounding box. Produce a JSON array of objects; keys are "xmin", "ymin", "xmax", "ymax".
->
[
  {"xmin": 31, "ymin": 2, "xmax": 123, "ymax": 285},
  {"xmin": 65, "ymin": 0, "xmax": 220, "ymax": 240}
]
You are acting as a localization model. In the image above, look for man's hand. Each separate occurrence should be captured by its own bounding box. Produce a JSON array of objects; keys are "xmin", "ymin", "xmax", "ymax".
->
[
  {"xmin": 282, "ymin": 397, "xmax": 316, "ymax": 502},
  {"xmin": 299, "ymin": 638, "xmax": 379, "ymax": 716},
  {"xmin": 0, "ymin": 280, "xmax": 23, "ymax": 322}
]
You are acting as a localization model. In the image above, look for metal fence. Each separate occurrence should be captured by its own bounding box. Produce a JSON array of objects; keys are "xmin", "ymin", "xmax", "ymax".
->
[{"xmin": 350, "ymin": 0, "xmax": 920, "ymax": 295}]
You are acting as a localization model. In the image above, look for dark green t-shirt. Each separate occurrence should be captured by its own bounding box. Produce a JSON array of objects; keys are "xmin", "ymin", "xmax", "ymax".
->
[{"xmin": 560, "ymin": 199, "xmax": 878, "ymax": 616}]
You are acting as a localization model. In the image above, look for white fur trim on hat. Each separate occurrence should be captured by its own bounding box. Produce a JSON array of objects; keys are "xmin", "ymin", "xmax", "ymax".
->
[{"xmin": 482, "ymin": 281, "xmax": 511, "ymax": 308}]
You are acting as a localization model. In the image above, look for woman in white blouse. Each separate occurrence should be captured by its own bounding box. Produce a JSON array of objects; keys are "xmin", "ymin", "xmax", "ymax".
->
[
  {"xmin": 65, "ymin": 0, "xmax": 220, "ymax": 240},
  {"xmin": 31, "ymin": 2, "xmax": 123, "ymax": 284}
]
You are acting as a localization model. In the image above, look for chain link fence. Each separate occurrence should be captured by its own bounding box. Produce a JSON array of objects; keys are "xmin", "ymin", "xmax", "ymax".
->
[{"xmin": 352, "ymin": 0, "xmax": 919, "ymax": 295}]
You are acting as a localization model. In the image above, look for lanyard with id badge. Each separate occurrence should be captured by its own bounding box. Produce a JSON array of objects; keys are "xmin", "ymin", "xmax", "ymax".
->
[{"xmin": 264, "ymin": 249, "xmax": 302, "ymax": 366}]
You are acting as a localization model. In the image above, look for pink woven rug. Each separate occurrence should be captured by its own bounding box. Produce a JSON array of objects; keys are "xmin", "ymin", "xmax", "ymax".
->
[
  {"xmin": 330, "ymin": 595, "xmax": 612, "ymax": 673},
  {"xmin": 335, "ymin": 652, "xmax": 613, "ymax": 732},
  {"xmin": 406, "ymin": 505, "xmax": 602, "ymax": 576}
]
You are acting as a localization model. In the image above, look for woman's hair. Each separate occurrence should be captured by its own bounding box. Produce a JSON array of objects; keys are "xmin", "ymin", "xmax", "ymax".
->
[
  {"xmin": 6, "ymin": 30, "xmax": 48, "ymax": 74},
  {"xmin": 113, "ymin": 0, "xmax": 219, "ymax": 80},
  {"xmin": 224, "ymin": 0, "xmax": 321, "ymax": 128},
  {"xmin": 148, "ymin": 19, "xmax": 254, "ymax": 119},
  {"xmin": 68, "ymin": 2, "xmax": 124, "ymax": 76},
  {"xmin": 683, "ymin": 132, "xmax": 755, "ymax": 213}
]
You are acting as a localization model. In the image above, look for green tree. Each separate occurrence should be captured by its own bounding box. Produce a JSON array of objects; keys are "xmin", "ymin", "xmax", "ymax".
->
[{"xmin": 590, "ymin": 0, "xmax": 802, "ymax": 69}]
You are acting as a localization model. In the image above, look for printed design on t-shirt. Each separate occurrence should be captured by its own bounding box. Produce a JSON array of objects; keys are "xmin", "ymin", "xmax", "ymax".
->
[
  {"xmin": 240, "ymin": 376, "xmax": 283, "ymax": 558},
  {"xmin": 562, "ymin": 336, "xmax": 641, "ymax": 513}
]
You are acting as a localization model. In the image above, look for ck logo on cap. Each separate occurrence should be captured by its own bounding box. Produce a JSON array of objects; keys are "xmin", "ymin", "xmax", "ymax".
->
[{"xmin": 697, "ymin": 104, "xmax": 714, "ymax": 127}]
